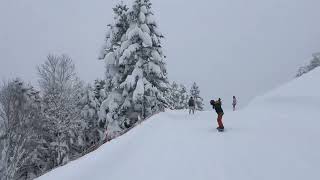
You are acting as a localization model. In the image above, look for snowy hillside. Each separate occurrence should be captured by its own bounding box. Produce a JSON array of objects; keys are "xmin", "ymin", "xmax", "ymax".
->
[{"xmin": 38, "ymin": 68, "xmax": 320, "ymax": 180}]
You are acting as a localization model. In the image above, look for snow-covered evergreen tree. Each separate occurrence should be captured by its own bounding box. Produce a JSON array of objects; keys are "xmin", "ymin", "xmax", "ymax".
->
[
  {"xmin": 178, "ymin": 84, "xmax": 189, "ymax": 109},
  {"xmin": 80, "ymin": 85, "xmax": 99, "ymax": 121},
  {"xmin": 168, "ymin": 82, "xmax": 189, "ymax": 110},
  {"xmin": 99, "ymin": 3, "xmax": 129, "ymax": 61},
  {"xmin": 169, "ymin": 82, "xmax": 180, "ymax": 109},
  {"xmin": 79, "ymin": 85, "xmax": 104, "ymax": 147},
  {"xmin": 93, "ymin": 79, "xmax": 107, "ymax": 104},
  {"xmin": 99, "ymin": 3, "xmax": 129, "ymax": 96},
  {"xmin": 99, "ymin": 0, "xmax": 169, "ymax": 136},
  {"xmin": 296, "ymin": 53, "xmax": 320, "ymax": 77},
  {"xmin": 190, "ymin": 82, "xmax": 204, "ymax": 111}
]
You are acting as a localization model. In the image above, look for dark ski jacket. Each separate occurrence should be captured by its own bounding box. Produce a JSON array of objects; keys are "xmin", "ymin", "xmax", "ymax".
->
[
  {"xmin": 188, "ymin": 99, "xmax": 195, "ymax": 107},
  {"xmin": 211, "ymin": 100, "xmax": 224, "ymax": 114}
]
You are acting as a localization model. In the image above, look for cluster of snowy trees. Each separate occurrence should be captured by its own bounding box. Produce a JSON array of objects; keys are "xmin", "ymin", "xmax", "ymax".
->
[
  {"xmin": 0, "ymin": 80, "xmax": 45, "ymax": 180},
  {"xmin": 0, "ymin": 0, "xmax": 204, "ymax": 179},
  {"xmin": 168, "ymin": 82, "xmax": 204, "ymax": 111},
  {"xmin": 0, "ymin": 55, "xmax": 99, "ymax": 180},
  {"xmin": 296, "ymin": 53, "xmax": 320, "ymax": 77}
]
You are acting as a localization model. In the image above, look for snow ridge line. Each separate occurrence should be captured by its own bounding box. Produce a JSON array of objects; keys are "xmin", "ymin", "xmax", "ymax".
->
[{"xmin": 80, "ymin": 111, "xmax": 161, "ymax": 156}]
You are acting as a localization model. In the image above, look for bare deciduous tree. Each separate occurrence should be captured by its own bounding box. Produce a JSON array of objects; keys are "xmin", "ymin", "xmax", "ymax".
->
[
  {"xmin": 37, "ymin": 54, "xmax": 80, "ymax": 95},
  {"xmin": 37, "ymin": 54, "xmax": 84, "ymax": 166}
]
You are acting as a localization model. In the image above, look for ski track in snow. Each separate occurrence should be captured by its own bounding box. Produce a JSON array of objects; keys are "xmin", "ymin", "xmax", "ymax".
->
[{"xmin": 38, "ymin": 68, "xmax": 320, "ymax": 180}]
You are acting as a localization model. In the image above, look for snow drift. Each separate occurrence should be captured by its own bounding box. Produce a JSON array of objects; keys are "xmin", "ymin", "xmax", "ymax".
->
[{"xmin": 38, "ymin": 68, "xmax": 320, "ymax": 180}]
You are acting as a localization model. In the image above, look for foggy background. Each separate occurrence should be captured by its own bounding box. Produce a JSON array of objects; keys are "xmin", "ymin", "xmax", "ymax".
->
[{"xmin": 1, "ymin": 0, "xmax": 319, "ymax": 109}]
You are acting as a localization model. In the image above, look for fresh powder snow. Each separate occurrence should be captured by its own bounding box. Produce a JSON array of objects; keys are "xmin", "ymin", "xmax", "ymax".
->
[{"xmin": 38, "ymin": 68, "xmax": 320, "ymax": 180}]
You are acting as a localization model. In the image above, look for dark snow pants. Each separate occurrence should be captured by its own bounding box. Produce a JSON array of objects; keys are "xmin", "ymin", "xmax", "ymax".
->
[{"xmin": 189, "ymin": 106, "xmax": 195, "ymax": 114}]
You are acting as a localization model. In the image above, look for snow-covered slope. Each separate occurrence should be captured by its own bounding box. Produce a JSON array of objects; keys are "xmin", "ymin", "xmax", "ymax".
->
[
  {"xmin": 251, "ymin": 67, "xmax": 320, "ymax": 107},
  {"xmin": 38, "ymin": 68, "xmax": 320, "ymax": 180}
]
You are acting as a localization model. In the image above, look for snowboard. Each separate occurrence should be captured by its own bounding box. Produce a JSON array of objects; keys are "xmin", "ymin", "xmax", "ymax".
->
[{"xmin": 216, "ymin": 127, "xmax": 225, "ymax": 132}]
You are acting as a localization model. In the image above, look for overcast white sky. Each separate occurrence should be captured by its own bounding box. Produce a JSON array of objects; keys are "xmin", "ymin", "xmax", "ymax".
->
[{"xmin": 0, "ymin": 0, "xmax": 319, "ymax": 109}]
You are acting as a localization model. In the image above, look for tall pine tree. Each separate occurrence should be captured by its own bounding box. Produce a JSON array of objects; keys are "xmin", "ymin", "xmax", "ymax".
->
[{"xmin": 99, "ymin": 0, "xmax": 169, "ymax": 136}]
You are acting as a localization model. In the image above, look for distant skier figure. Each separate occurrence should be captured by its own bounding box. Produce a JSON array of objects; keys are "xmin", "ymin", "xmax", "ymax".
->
[
  {"xmin": 188, "ymin": 97, "xmax": 195, "ymax": 114},
  {"xmin": 232, "ymin": 96, "xmax": 237, "ymax": 111},
  {"xmin": 210, "ymin": 98, "xmax": 224, "ymax": 131}
]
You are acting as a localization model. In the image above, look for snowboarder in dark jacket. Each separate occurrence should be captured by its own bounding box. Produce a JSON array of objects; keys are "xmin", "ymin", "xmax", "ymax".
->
[
  {"xmin": 210, "ymin": 98, "xmax": 224, "ymax": 130},
  {"xmin": 188, "ymin": 97, "xmax": 195, "ymax": 114}
]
